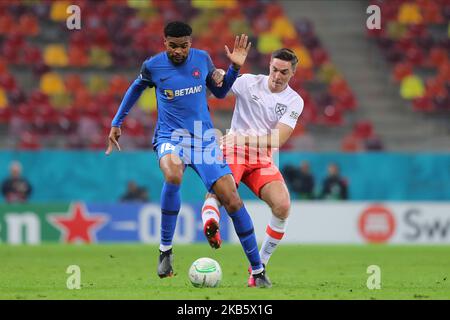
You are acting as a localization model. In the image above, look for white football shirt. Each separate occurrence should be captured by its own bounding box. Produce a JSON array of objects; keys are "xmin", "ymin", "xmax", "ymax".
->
[{"xmin": 229, "ymin": 74, "xmax": 304, "ymax": 136}]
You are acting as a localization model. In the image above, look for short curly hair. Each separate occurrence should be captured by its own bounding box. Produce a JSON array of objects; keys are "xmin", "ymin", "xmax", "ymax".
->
[{"xmin": 164, "ymin": 21, "xmax": 192, "ymax": 38}]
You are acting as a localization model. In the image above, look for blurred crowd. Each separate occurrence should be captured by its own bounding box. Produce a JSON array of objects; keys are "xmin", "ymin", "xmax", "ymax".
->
[{"xmin": 282, "ymin": 161, "xmax": 348, "ymax": 200}]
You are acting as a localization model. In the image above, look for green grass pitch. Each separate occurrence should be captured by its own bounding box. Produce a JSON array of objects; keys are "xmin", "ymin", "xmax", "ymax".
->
[{"xmin": 1, "ymin": 244, "xmax": 449, "ymax": 300}]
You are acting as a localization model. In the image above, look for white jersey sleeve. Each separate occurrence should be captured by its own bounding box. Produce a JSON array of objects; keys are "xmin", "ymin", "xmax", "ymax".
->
[{"xmin": 278, "ymin": 95, "xmax": 304, "ymax": 129}]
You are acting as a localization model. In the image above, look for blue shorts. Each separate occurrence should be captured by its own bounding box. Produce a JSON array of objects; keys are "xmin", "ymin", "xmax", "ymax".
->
[{"xmin": 155, "ymin": 139, "xmax": 232, "ymax": 192}]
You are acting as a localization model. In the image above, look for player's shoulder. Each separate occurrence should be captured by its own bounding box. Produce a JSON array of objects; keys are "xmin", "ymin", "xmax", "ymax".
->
[
  {"xmin": 285, "ymin": 87, "xmax": 304, "ymax": 110},
  {"xmin": 143, "ymin": 52, "xmax": 166, "ymax": 68},
  {"xmin": 236, "ymin": 73, "xmax": 259, "ymax": 84},
  {"xmin": 191, "ymin": 48, "xmax": 210, "ymax": 59}
]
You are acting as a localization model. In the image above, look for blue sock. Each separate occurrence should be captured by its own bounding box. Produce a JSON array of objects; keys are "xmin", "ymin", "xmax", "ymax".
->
[
  {"xmin": 228, "ymin": 205, "xmax": 263, "ymax": 272},
  {"xmin": 160, "ymin": 182, "xmax": 181, "ymax": 247}
]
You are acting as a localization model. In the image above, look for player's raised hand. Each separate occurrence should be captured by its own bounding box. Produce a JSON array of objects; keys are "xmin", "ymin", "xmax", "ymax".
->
[
  {"xmin": 105, "ymin": 126, "xmax": 121, "ymax": 155},
  {"xmin": 225, "ymin": 34, "xmax": 251, "ymax": 69}
]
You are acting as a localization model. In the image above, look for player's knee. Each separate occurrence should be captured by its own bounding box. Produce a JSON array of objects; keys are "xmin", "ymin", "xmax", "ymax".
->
[
  {"xmin": 272, "ymin": 198, "xmax": 290, "ymax": 219},
  {"xmin": 163, "ymin": 170, "xmax": 183, "ymax": 185},
  {"xmin": 221, "ymin": 194, "xmax": 243, "ymax": 213}
]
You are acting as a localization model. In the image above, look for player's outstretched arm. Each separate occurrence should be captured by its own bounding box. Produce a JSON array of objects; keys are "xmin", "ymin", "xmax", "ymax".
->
[{"xmin": 105, "ymin": 126, "xmax": 121, "ymax": 155}]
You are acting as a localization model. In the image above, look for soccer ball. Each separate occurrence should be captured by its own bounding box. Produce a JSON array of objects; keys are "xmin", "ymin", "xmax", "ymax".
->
[{"xmin": 188, "ymin": 257, "xmax": 222, "ymax": 288}]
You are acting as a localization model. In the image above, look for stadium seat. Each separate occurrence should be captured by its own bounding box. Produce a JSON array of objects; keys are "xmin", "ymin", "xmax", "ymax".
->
[
  {"xmin": 425, "ymin": 77, "xmax": 446, "ymax": 97},
  {"xmin": 257, "ymin": 33, "xmax": 283, "ymax": 54},
  {"xmin": 40, "ymin": 72, "xmax": 66, "ymax": 95},
  {"xmin": 428, "ymin": 47, "xmax": 449, "ymax": 68},
  {"xmin": 400, "ymin": 75, "xmax": 425, "ymax": 99},
  {"xmin": 89, "ymin": 47, "xmax": 113, "ymax": 68},
  {"xmin": 23, "ymin": 45, "xmax": 42, "ymax": 65},
  {"xmin": 432, "ymin": 95, "xmax": 450, "ymax": 110},
  {"xmin": 311, "ymin": 47, "xmax": 329, "ymax": 67},
  {"xmin": 0, "ymin": 12, "xmax": 13, "ymax": 35},
  {"xmin": 18, "ymin": 13, "xmax": 40, "ymax": 36},
  {"xmin": 0, "ymin": 88, "xmax": 8, "ymax": 108},
  {"xmin": 0, "ymin": 105, "xmax": 12, "ymax": 124},
  {"xmin": 50, "ymin": 1, "xmax": 72, "ymax": 22},
  {"xmin": 353, "ymin": 121, "xmax": 374, "ymax": 139},
  {"xmin": 320, "ymin": 105, "xmax": 344, "ymax": 127},
  {"xmin": 0, "ymin": 73, "xmax": 17, "ymax": 91},
  {"xmin": 43, "ymin": 44, "xmax": 69, "ymax": 67},
  {"xmin": 412, "ymin": 96, "xmax": 435, "ymax": 112},
  {"xmin": 88, "ymin": 75, "xmax": 108, "ymax": 94},
  {"xmin": 68, "ymin": 46, "xmax": 89, "ymax": 67},
  {"xmin": 397, "ymin": 3, "xmax": 423, "ymax": 24},
  {"xmin": 341, "ymin": 133, "xmax": 363, "ymax": 152},
  {"xmin": 269, "ymin": 16, "xmax": 297, "ymax": 40},
  {"xmin": 17, "ymin": 131, "xmax": 41, "ymax": 150}
]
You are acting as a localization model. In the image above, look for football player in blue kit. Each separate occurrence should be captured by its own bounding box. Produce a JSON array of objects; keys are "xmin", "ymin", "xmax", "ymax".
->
[{"xmin": 106, "ymin": 21, "xmax": 271, "ymax": 287}]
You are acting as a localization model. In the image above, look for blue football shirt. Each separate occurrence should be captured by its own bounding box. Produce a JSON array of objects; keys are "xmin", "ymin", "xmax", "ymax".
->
[{"xmin": 111, "ymin": 48, "xmax": 239, "ymax": 148}]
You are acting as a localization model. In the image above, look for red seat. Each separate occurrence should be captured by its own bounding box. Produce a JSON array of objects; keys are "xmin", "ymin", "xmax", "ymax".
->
[
  {"xmin": 405, "ymin": 46, "xmax": 425, "ymax": 66},
  {"xmin": 412, "ymin": 96, "xmax": 434, "ymax": 112},
  {"xmin": 320, "ymin": 105, "xmax": 343, "ymax": 126},
  {"xmin": 393, "ymin": 62, "xmax": 413, "ymax": 82},
  {"xmin": 0, "ymin": 106, "xmax": 12, "ymax": 123},
  {"xmin": 17, "ymin": 131, "xmax": 41, "ymax": 150},
  {"xmin": 353, "ymin": 121, "xmax": 374, "ymax": 139},
  {"xmin": 341, "ymin": 133, "xmax": 363, "ymax": 152}
]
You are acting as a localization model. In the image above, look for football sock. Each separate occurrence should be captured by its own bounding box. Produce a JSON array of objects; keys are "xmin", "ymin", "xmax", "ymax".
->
[
  {"xmin": 160, "ymin": 182, "xmax": 181, "ymax": 247},
  {"xmin": 201, "ymin": 197, "xmax": 221, "ymax": 226},
  {"xmin": 228, "ymin": 205, "xmax": 263, "ymax": 274},
  {"xmin": 259, "ymin": 215, "xmax": 287, "ymax": 265}
]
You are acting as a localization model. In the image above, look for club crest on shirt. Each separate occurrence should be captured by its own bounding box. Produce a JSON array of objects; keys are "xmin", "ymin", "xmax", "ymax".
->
[
  {"xmin": 191, "ymin": 68, "xmax": 201, "ymax": 79},
  {"xmin": 275, "ymin": 103, "xmax": 287, "ymax": 118},
  {"xmin": 164, "ymin": 89, "xmax": 174, "ymax": 100}
]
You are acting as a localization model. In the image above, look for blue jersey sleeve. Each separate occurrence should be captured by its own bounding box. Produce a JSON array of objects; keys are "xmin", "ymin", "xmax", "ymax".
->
[
  {"xmin": 205, "ymin": 54, "xmax": 239, "ymax": 99},
  {"xmin": 111, "ymin": 61, "xmax": 155, "ymax": 127}
]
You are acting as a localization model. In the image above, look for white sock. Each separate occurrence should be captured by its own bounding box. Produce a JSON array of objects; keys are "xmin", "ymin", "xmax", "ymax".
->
[
  {"xmin": 201, "ymin": 197, "xmax": 221, "ymax": 226},
  {"xmin": 159, "ymin": 244, "xmax": 172, "ymax": 252},
  {"xmin": 259, "ymin": 215, "xmax": 287, "ymax": 265}
]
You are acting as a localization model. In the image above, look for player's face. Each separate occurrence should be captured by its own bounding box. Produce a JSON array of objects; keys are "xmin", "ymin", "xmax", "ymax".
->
[
  {"xmin": 164, "ymin": 36, "xmax": 191, "ymax": 64},
  {"xmin": 268, "ymin": 58, "xmax": 295, "ymax": 93}
]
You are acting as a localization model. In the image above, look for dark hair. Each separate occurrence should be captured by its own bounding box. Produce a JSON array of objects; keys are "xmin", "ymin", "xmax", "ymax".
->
[
  {"xmin": 271, "ymin": 48, "xmax": 299, "ymax": 68},
  {"xmin": 164, "ymin": 21, "xmax": 192, "ymax": 37}
]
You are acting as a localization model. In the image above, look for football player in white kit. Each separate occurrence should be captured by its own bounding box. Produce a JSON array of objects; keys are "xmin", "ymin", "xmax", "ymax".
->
[{"xmin": 202, "ymin": 48, "xmax": 304, "ymax": 287}]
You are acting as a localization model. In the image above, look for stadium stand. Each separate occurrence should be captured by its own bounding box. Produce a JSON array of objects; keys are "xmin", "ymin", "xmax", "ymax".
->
[
  {"xmin": 368, "ymin": 0, "xmax": 449, "ymax": 113},
  {"xmin": 0, "ymin": 0, "xmax": 363, "ymax": 151}
]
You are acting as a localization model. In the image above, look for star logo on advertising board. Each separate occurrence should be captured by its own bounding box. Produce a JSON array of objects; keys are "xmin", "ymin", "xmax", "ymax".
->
[{"xmin": 48, "ymin": 202, "xmax": 108, "ymax": 243}]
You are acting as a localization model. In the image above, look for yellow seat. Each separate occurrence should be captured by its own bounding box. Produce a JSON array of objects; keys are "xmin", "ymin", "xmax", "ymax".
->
[
  {"xmin": 127, "ymin": 0, "xmax": 152, "ymax": 8},
  {"xmin": 0, "ymin": 87, "xmax": 8, "ymax": 108},
  {"xmin": 89, "ymin": 47, "xmax": 112, "ymax": 68},
  {"xmin": 88, "ymin": 75, "xmax": 108, "ymax": 94},
  {"xmin": 51, "ymin": 93, "xmax": 73, "ymax": 109},
  {"xmin": 317, "ymin": 63, "xmax": 340, "ymax": 84},
  {"xmin": 44, "ymin": 44, "xmax": 68, "ymax": 67},
  {"xmin": 192, "ymin": 0, "xmax": 236, "ymax": 9},
  {"xmin": 50, "ymin": 1, "xmax": 71, "ymax": 22},
  {"xmin": 292, "ymin": 46, "xmax": 313, "ymax": 69},
  {"xmin": 40, "ymin": 72, "xmax": 66, "ymax": 95},
  {"xmin": 398, "ymin": 3, "xmax": 423, "ymax": 24},
  {"xmin": 270, "ymin": 17, "xmax": 297, "ymax": 40},
  {"xmin": 257, "ymin": 33, "xmax": 283, "ymax": 54},
  {"xmin": 400, "ymin": 75, "xmax": 425, "ymax": 99}
]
